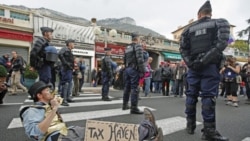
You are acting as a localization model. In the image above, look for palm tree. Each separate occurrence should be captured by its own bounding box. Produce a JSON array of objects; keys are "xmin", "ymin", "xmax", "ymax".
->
[{"xmin": 238, "ymin": 18, "xmax": 250, "ymax": 51}]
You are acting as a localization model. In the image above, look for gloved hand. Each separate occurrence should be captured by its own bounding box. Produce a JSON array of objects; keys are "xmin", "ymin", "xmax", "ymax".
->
[{"xmin": 191, "ymin": 59, "xmax": 203, "ymax": 71}]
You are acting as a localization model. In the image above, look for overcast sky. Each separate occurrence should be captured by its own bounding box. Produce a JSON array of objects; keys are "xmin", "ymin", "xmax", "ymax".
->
[{"xmin": 1, "ymin": 0, "xmax": 250, "ymax": 39}]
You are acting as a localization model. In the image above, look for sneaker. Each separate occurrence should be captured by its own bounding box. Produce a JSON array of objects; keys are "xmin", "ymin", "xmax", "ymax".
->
[
  {"xmin": 232, "ymin": 102, "xmax": 238, "ymax": 107},
  {"xmin": 226, "ymin": 101, "xmax": 232, "ymax": 105}
]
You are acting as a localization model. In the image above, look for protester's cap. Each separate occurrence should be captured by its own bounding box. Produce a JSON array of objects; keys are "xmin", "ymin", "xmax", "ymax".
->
[
  {"xmin": 198, "ymin": 0, "xmax": 212, "ymax": 14},
  {"xmin": 104, "ymin": 47, "xmax": 112, "ymax": 51},
  {"xmin": 131, "ymin": 32, "xmax": 139, "ymax": 39},
  {"xmin": 40, "ymin": 27, "xmax": 54, "ymax": 33},
  {"xmin": 65, "ymin": 39, "xmax": 75, "ymax": 45},
  {"xmin": 28, "ymin": 81, "xmax": 52, "ymax": 98}
]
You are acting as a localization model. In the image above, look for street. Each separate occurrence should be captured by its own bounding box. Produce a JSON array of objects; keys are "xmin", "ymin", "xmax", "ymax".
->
[{"xmin": 1, "ymin": 88, "xmax": 250, "ymax": 141}]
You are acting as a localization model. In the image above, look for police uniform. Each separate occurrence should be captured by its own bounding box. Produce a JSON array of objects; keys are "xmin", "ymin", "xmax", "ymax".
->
[
  {"xmin": 123, "ymin": 33, "xmax": 145, "ymax": 114},
  {"xmin": 180, "ymin": 1, "xmax": 229, "ymax": 140},
  {"xmin": 58, "ymin": 39, "xmax": 75, "ymax": 106},
  {"xmin": 101, "ymin": 47, "xmax": 113, "ymax": 101},
  {"xmin": 30, "ymin": 27, "xmax": 57, "ymax": 85}
]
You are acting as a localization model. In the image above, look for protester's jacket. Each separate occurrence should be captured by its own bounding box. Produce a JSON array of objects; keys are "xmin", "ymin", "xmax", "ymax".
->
[
  {"xmin": 58, "ymin": 47, "xmax": 74, "ymax": 70},
  {"xmin": 11, "ymin": 56, "xmax": 23, "ymax": 71}
]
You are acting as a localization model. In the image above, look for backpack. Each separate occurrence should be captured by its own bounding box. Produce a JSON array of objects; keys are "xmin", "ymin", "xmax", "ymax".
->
[{"xmin": 162, "ymin": 67, "xmax": 172, "ymax": 78}]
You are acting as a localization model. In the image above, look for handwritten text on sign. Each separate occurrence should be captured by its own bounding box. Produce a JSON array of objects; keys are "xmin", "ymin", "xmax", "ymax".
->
[{"xmin": 84, "ymin": 120, "xmax": 139, "ymax": 141}]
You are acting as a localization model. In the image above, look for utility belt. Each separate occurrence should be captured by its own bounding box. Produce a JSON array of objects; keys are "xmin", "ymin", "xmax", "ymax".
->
[{"xmin": 224, "ymin": 77, "xmax": 236, "ymax": 83}]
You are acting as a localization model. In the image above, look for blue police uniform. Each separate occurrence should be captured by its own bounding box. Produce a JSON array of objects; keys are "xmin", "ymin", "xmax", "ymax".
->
[
  {"xmin": 180, "ymin": 1, "xmax": 230, "ymax": 140},
  {"xmin": 123, "ymin": 33, "xmax": 146, "ymax": 114},
  {"xmin": 58, "ymin": 39, "xmax": 75, "ymax": 106},
  {"xmin": 101, "ymin": 48, "xmax": 114, "ymax": 101},
  {"xmin": 30, "ymin": 27, "xmax": 57, "ymax": 85}
]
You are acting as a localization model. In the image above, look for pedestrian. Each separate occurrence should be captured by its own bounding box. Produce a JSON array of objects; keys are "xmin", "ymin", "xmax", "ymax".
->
[
  {"xmin": 101, "ymin": 47, "xmax": 114, "ymax": 101},
  {"xmin": 78, "ymin": 58, "xmax": 86, "ymax": 92},
  {"xmin": 180, "ymin": 1, "xmax": 230, "ymax": 140},
  {"xmin": 174, "ymin": 60, "xmax": 187, "ymax": 97},
  {"xmin": 0, "ymin": 78, "xmax": 8, "ymax": 104},
  {"xmin": 58, "ymin": 39, "xmax": 75, "ymax": 106},
  {"xmin": 152, "ymin": 64, "xmax": 162, "ymax": 94},
  {"xmin": 161, "ymin": 60, "xmax": 172, "ymax": 96},
  {"xmin": 9, "ymin": 51, "xmax": 27, "ymax": 95},
  {"xmin": 30, "ymin": 27, "xmax": 58, "ymax": 85},
  {"xmin": 220, "ymin": 56, "xmax": 240, "ymax": 107},
  {"xmin": 91, "ymin": 67, "xmax": 97, "ymax": 87},
  {"xmin": 73, "ymin": 58, "xmax": 80, "ymax": 96},
  {"xmin": 144, "ymin": 57, "xmax": 153, "ymax": 97},
  {"xmin": 122, "ymin": 33, "xmax": 145, "ymax": 114},
  {"xmin": 240, "ymin": 56, "xmax": 250, "ymax": 104}
]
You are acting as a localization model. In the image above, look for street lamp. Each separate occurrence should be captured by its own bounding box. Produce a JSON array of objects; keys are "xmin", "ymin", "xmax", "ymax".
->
[{"xmin": 94, "ymin": 27, "xmax": 117, "ymax": 48}]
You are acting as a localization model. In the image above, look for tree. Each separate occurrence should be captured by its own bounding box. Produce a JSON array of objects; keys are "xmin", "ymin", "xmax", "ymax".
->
[
  {"xmin": 229, "ymin": 40, "xmax": 248, "ymax": 51},
  {"xmin": 238, "ymin": 18, "xmax": 250, "ymax": 51}
]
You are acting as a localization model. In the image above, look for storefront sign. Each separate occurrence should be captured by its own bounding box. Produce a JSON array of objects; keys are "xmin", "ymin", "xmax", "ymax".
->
[
  {"xmin": 0, "ymin": 28, "xmax": 32, "ymax": 42},
  {"xmin": 0, "ymin": 17, "xmax": 14, "ymax": 24},
  {"xmin": 54, "ymin": 47, "xmax": 94, "ymax": 56},
  {"xmin": 162, "ymin": 52, "xmax": 182, "ymax": 60},
  {"xmin": 95, "ymin": 42, "xmax": 125, "ymax": 55},
  {"xmin": 84, "ymin": 120, "xmax": 139, "ymax": 141}
]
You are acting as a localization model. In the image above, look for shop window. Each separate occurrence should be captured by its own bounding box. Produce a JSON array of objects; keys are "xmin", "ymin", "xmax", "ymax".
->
[
  {"xmin": 164, "ymin": 41, "xmax": 171, "ymax": 46},
  {"xmin": 0, "ymin": 9, "xmax": 4, "ymax": 16},
  {"xmin": 10, "ymin": 11, "xmax": 29, "ymax": 21},
  {"xmin": 172, "ymin": 43, "xmax": 180, "ymax": 48}
]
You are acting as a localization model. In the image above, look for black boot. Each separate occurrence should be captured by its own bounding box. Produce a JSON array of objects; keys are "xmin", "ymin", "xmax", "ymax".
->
[
  {"xmin": 186, "ymin": 118, "xmax": 196, "ymax": 134},
  {"xmin": 102, "ymin": 96, "xmax": 112, "ymax": 101},
  {"xmin": 201, "ymin": 123, "xmax": 229, "ymax": 141},
  {"xmin": 122, "ymin": 103, "xmax": 130, "ymax": 110},
  {"xmin": 131, "ymin": 105, "xmax": 143, "ymax": 114}
]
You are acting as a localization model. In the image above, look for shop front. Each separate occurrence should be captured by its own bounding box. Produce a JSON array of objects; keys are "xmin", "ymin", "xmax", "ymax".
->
[
  {"xmin": 0, "ymin": 28, "xmax": 33, "ymax": 62},
  {"xmin": 95, "ymin": 42, "xmax": 126, "ymax": 68}
]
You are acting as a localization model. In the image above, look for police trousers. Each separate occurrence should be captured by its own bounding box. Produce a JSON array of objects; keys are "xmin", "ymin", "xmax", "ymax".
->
[{"xmin": 185, "ymin": 64, "xmax": 220, "ymax": 123}]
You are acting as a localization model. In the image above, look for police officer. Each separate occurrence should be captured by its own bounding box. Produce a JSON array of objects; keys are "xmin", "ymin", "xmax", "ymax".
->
[
  {"xmin": 122, "ymin": 33, "xmax": 145, "ymax": 114},
  {"xmin": 58, "ymin": 39, "xmax": 75, "ymax": 106},
  {"xmin": 180, "ymin": 1, "xmax": 230, "ymax": 140},
  {"xmin": 101, "ymin": 47, "xmax": 114, "ymax": 101},
  {"xmin": 30, "ymin": 27, "xmax": 57, "ymax": 86}
]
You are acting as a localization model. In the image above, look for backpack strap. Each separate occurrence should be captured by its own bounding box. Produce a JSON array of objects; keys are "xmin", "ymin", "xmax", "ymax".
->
[{"xmin": 20, "ymin": 105, "xmax": 45, "ymax": 122}]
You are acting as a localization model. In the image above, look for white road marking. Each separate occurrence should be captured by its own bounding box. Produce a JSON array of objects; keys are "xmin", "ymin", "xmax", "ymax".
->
[
  {"xmin": 24, "ymin": 96, "xmax": 113, "ymax": 102},
  {"xmin": 242, "ymin": 137, "xmax": 250, "ymax": 141}
]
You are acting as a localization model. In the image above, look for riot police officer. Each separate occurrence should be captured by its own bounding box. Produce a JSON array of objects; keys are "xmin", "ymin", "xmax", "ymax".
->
[
  {"xmin": 180, "ymin": 1, "xmax": 229, "ymax": 140},
  {"xmin": 58, "ymin": 39, "xmax": 75, "ymax": 106},
  {"xmin": 30, "ymin": 27, "xmax": 58, "ymax": 86},
  {"xmin": 122, "ymin": 33, "xmax": 145, "ymax": 114},
  {"xmin": 101, "ymin": 47, "xmax": 114, "ymax": 101}
]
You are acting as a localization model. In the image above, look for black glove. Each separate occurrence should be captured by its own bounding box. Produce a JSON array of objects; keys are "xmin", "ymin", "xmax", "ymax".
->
[{"xmin": 191, "ymin": 60, "xmax": 203, "ymax": 71}]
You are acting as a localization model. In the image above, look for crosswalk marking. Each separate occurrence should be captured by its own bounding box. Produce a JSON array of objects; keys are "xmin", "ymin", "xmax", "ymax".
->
[
  {"xmin": 242, "ymin": 137, "xmax": 250, "ymax": 141},
  {"xmin": 0, "ymin": 103, "xmax": 23, "ymax": 105},
  {"xmin": 19, "ymin": 99, "xmax": 124, "ymax": 110},
  {"xmin": 8, "ymin": 106, "xmax": 155, "ymax": 129},
  {"xmin": 24, "ymin": 96, "xmax": 113, "ymax": 102}
]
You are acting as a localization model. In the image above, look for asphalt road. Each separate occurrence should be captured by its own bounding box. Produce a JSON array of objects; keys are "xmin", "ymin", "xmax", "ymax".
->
[{"xmin": 1, "ymin": 89, "xmax": 250, "ymax": 141}]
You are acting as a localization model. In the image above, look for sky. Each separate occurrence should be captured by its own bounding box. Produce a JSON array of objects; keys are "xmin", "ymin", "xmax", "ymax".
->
[{"xmin": 1, "ymin": 0, "xmax": 249, "ymax": 40}]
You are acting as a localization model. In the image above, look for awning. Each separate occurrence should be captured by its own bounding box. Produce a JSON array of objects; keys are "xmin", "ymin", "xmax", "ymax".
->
[{"xmin": 162, "ymin": 52, "xmax": 182, "ymax": 60}]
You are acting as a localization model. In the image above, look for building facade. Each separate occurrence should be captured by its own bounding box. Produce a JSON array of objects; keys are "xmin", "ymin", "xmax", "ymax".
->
[{"xmin": 0, "ymin": 5, "xmax": 33, "ymax": 62}]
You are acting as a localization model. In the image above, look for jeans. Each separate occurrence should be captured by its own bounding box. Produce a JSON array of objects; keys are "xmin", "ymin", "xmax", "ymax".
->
[{"xmin": 144, "ymin": 78, "xmax": 151, "ymax": 96}]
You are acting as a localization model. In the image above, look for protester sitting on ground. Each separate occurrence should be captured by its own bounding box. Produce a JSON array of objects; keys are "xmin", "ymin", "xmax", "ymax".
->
[{"xmin": 20, "ymin": 81, "xmax": 163, "ymax": 141}]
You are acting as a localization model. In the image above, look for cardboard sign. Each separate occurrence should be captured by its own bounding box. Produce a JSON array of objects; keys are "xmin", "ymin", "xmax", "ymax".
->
[{"xmin": 84, "ymin": 120, "xmax": 139, "ymax": 141}]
